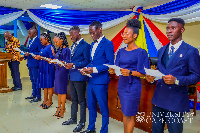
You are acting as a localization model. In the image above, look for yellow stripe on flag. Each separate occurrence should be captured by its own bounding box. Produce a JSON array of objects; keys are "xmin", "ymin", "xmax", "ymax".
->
[{"xmin": 135, "ymin": 14, "xmax": 148, "ymax": 55}]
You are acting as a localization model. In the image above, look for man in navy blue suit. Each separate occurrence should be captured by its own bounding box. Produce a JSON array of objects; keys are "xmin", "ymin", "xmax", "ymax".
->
[
  {"xmin": 81, "ymin": 21, "xmax": 114, "ymax": 133},
  {"xmin": 146, "ymin": 18, "xmax": 200, "ymax": 133},
  {"xmin": 24, "ymin": 28, "xmax": 43, "ymax": 102},
  {"xmin": 62, "ymin": 26, "xmax": 90, "ymax": 132}
]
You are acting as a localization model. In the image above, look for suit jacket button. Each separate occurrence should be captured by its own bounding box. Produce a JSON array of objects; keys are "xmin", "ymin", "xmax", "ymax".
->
[
  {"xmin": 169, "ymin": 87, "xmax": 171, "ymax": 89},
  {"xmin": 161, "ymin": 85, "xmax": 162, "ymax": 87}
]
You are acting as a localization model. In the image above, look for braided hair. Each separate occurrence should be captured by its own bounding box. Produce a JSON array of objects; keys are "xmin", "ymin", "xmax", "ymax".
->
[
  {"xmin": 40, "ymin": 32, "xmax": 52, "ymax": 45},
  {"xmin": 55, "ymin": 32, "xmax": 68, "ymax": 58},
  {"xmin": 126, "ymin": 19, "xmax": 141, "ymax": 40}
]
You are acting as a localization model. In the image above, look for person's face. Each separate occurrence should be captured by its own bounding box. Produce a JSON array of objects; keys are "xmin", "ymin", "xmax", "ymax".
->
[
  {"xmin": 4, "ymin": 34, "xmax": 12, "ymax": 41},
  {"xmin": 28, "ymin": 30, "xmax": 36, "ymax": 39},
  {"xmin": 69, "ymin": 30, "xmax": 80, "ymax": 43},
  {"xmin": 89, "ymin": 26, "xmax": 101, "ymax": 41},
  {"xmin": 122, "ymin": 27, "xmax": 137, "ymax": 44},
  {"xmin": 166, "ymin": 21, "xmax": 184, "ymax": 42},
  {"xmin": 53, "ymin": 37, "xmax": 63, "ymax": 48},
  {"xmin": 40, "ymin": 36, "xmax": 48, "ymax": 46}
]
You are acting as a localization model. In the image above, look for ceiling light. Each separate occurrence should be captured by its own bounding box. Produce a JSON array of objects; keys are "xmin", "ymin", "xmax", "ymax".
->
[{"xmin": 40, "ymin": 4, "xmax": 62, "ymax": 9}]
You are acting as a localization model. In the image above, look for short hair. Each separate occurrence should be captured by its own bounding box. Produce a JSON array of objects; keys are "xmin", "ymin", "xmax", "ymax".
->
[
  {"xmin": 89, "ymin": 21, "xmax": 102, "ymax": 29},
  {"xmin": 69, "ymin": 26, "xmax": 80, "ymax": 32},
  {"xmin": 126, "ymin": 19, "xmax": 141, "ymax": 36},
  {"xmin": 168, "ymin": 18, "xmax": 185, "ymax": 26}
]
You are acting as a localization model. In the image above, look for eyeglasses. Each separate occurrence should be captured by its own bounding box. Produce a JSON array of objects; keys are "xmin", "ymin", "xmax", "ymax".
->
[{"xmin": 121, "ymin": 32, "xmax": 129, "ymax": 37}]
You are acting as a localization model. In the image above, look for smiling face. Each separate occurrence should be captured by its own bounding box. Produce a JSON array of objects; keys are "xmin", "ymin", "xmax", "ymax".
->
[
  {"xmin": 122, "ymin": 27, "xmax": 137, "ymax": 44},
  {"xmin": 166, "ymin": 21, "xmax": 184, "ymax": 44},
  {"xmin": 69, "ymin": 30, "xmax": 80, "ymax": 43},
  {"xmin": 40, "ymin": 36, "xmax": 48, "ymax": 46},
  {"xmin": 53, "ymin": 36, "xmax": 63, "ymax": 48},
  {"xmin": 89, "ymin": 26, "xmax": 102, "ymax": 41}
]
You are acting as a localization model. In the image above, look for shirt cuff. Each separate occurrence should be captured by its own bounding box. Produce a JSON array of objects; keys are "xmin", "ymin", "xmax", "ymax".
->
[{"xmin": 93, "ymin": 67, "xmax": 98, "ymax": 73}]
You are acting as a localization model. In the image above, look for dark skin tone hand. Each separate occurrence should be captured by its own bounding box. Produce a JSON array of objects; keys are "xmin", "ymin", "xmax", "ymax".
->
[
  {"xmin": 162, "ymin": 75, "xmax": 176, "ymax": 84},
  {"xmin": 65, "ymin": 63, "xmax": 73, "ymax": 69},
  {"xmin": 146, "ymin": 75, "xmax": 155, "ymax": 82},
  {"xmin": 109, "ymin": 68, "xmax": 115, "ymax": 74},
  {"xmin": 146, "ymin": 74, "xmax": 176, "ymax": 84},
  {"xmin": 24, "ymin": 52, "xmax": 30, "ymax": 56},
  {"xmin": 80, "ymin": 67, "xmax": 87, "ymax": 75},
  {"xmin": 83, "ymin": 67, "xmax": 93, "ymax": 74}
]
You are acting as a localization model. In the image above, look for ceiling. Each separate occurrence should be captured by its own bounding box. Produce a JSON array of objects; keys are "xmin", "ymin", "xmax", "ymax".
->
[{"xmin": 0, "ymin": 0, "xmax": 174, "ymax": 11}]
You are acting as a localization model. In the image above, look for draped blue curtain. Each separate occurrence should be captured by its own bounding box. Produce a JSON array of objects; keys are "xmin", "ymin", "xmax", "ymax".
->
[{"xmin": 142, "ymin": 0, "xmax": 200, "ymax": 15}]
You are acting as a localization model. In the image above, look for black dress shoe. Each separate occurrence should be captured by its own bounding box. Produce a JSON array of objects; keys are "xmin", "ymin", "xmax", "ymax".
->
[
  {"xmin": 80, "ymin": 129, "xmax": 96, "ymax": 133},
  {"xmin": 73, "ymin": 123, "xmax": 85, "ymax": 132},
  {"xmin": 62, "ymin": 118, "xmax": 77, "ymax": 125},
  {"xmin": 29, "ymin": 98, "xmax": 41, "ymax": 103},
  {"xmin": 25, "ymin": 95, "xmax": 36, "ymax": 99},
  {"xmin": 12, "ymin": 87, "xmax": 22, "ymax": 91}
]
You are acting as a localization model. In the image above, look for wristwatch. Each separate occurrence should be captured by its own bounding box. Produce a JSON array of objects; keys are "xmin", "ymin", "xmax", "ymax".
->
[
  {"xmin": 129, "ymin": 71, "xmax": 132, "ymax": 76},
  {"xmin": 175, "ymin": 78, "xmax": 179, "ymax": 85}
]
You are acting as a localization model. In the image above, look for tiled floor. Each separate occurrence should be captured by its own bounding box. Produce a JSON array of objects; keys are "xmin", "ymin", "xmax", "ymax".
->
[{"xmin": 0, "ymin": 77, "xmax": 199, "ymax": 133}]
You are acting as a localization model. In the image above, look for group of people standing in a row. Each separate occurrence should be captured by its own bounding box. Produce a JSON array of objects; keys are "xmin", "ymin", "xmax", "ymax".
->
[{"xmin": 4, "ymin": 17, "xmax": 200, "ymax": 133}]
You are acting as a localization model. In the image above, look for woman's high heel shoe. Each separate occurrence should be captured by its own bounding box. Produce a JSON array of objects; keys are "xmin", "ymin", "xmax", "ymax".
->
[
  {"xmin": 43, "ymin": 102, "xmax": 53, "ymax": 109},
  {"xmin": 39, "ymin": 101, "xmax": 47, "ymax": 108},
  {"xmin": 57, "ymin": 108, "xmax": 66, "ymax": 119},
  {"xmin": 53, "ymin": 107, "xmax": 60, "ymax": 116}
]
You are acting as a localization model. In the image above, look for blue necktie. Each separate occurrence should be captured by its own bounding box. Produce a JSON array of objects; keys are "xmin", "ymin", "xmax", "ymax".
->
[{"xmin": 169, "ymin": 46, "xmax": 175, "ymax": 58}]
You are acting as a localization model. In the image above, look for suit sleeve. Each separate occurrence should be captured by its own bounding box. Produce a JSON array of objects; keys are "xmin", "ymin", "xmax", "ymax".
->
[
  {"xmin": 74, "ymin": 44, "xmax": 91, "ymax": 68},
  {"xmin": 96, "ymin": 41, "xmax": 114, "ymax": 73},
  {"xmin": 63, "ymin": 48, "xmax": 71, "ymax": 63},
  {"xmin": 177, "ymin": 48, "xmax": 200, "ymax": 86}
]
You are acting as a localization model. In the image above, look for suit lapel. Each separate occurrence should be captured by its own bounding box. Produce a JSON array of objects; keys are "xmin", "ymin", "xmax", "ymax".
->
[
  {"xmin": 158, "ymin": 44, "xmax": 169, "ymax": 72},
  {"xmin": 72, "ymin": 39, "xmax": 83, "ymax": 57},
  {"xmin": 166, "ymin": 42, "xmax": 188, "ymax": 70},
  {"xmin": 92, "ymin": 37, "xmax": 105, "ymax": 60},
  {"xmin": 29, "ymin": 38, "xmax": 37, "ymax": 49}
]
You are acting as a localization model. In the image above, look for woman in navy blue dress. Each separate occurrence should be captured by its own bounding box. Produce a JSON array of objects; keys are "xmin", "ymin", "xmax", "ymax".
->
[
  {"xmin": 34, "ymin": 32, "xmax": 55, "ymax": 109},
  {"xmin": 109, "ymin": 19, "xmax": 150, "ymax": 133},
  {"xmin": 52, "ymin": 32, "xmax": 70, "ymax": 119}
]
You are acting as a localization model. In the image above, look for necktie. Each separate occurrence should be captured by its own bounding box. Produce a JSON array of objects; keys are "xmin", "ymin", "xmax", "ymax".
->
[
  {"xmin": 169, "ymin": 46, "xmax": 175, "ymax": 58},
  {"xmin": 71, "ymin": 42, "xmax": 78, "ymax": 56},
  {"xmin": 28, "ymin": 39, "xmax": 33, "ymax": 48}
]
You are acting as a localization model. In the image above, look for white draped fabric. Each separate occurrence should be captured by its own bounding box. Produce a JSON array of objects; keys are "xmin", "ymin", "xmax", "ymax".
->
[
  {"xmin": 27, "ymin": 10, "xmax": 134, "ymax": 35},
  {"xmin": 17, "ymin": 20, "xmax": 28, "ymax": 36},
  {"xmin": 0, "ymin": 10, "xmax": 25, "ymax": 26},
  {"xmin": 142, "ymin": 3, "xmax": 200, "ymax": 23}
]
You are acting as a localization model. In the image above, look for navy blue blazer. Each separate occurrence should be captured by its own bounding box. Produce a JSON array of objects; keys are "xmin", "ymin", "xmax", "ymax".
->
[
  {"xmin": 87, "ymin": 36, "xmax": 114, "ymax": 84},
  {"xmin": 152, "ymin": 41, "xmax": 200, "ymax": 112},
  {"xmin": 69, "ymin": 39, "xmax": 91, "ymax": 81},
  {"xmin": 24, "ymin": 37, "xmax": 43, "ymax": 68}
]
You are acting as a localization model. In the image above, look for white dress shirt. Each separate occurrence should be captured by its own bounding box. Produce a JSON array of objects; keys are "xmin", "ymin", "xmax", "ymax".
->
[
  {"xmin": 168, "ymin": 40, "xmax": 183, "ymax": 54},
  {"xmin": 91, "ymin": 35, "xmax": 105, "ymax": 73},
  {"xmin": 29, "ymin": 36, "xmax": 37, "ymax": 47}
]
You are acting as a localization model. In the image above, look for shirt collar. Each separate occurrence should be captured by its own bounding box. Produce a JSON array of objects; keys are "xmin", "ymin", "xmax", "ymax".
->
[
  {"xmin": 95, "ymin": 35, "xmax": 104, "ymax": 44},
  {"xmin": 75, "ymin": 38, "xmax": 83, "ymax": 45},
  {"xmin": 169, "ymin": 40, "xmax": 183, "ymax": 50}
]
